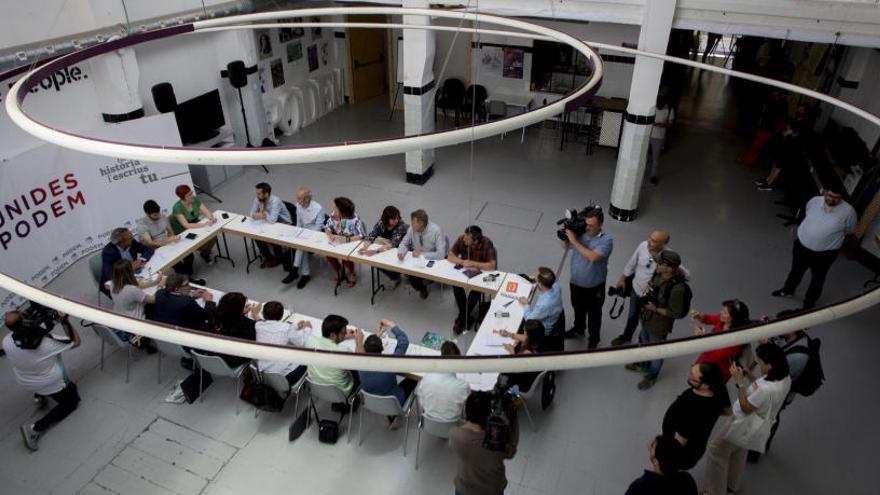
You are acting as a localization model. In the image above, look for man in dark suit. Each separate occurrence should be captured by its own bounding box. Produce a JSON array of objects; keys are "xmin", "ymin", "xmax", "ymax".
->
[
  {"xmin": 150, "ymin": 274, "xmax": 215, "ymax": 331},
  {"xmin": 100, "ymin": 227, "xmax": 154, "ymax": 298}
]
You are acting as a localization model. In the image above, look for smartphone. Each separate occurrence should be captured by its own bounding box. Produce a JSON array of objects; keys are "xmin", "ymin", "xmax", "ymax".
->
[
  {"xmin": 427, "ymin": 260, "xmax": 435, "ymax": 268},
  {"xmin": 185, "ymin": 233, "xmax": 197, "ymax": 240},
  {"xmin": 454, "ymin": 264, "xmax": 463, "ymax": 269},
  {"xmin": 221, "ymin": 212, "xmax": 229, "ymax": 219}
]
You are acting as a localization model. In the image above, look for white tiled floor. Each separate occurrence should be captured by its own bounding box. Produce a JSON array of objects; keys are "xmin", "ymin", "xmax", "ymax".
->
[{"xmin": 2, "ymin": 69, "xmax": 879, "ymax": 494}]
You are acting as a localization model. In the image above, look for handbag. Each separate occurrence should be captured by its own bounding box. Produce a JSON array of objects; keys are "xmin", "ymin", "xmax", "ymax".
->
[
  {"xmin": 318, "ymin": 420, "xmax": 340, "ymax": 444},
  {"xmin": 723, "ymin": 389, "xmax": 774, "ymax": 452}
]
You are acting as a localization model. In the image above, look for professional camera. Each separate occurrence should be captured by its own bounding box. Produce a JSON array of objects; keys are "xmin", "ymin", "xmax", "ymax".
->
[
  {"xmin": 10, "ymin": 302, "xmax": 62, "ymax": 350},
  {"xmin": 482, "ymin": 376, "xmax": 518, "ymax": 453},
  {"xmin": 556, "ymin": 205, "xmax": 602, "ymax": 241}
]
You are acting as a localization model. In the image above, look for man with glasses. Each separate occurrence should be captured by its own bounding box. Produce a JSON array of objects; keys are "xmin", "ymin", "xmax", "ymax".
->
[
  {"xmin": 150, "ymin": 274, "xmax": 215, "ymax": 331},
  {"xmin": 612, "ymin": 230, "xmax": 688, "ymax": 346},
  {"xmin": 772, "ymin": 186, "xmax": 856, "ymax": 309}
]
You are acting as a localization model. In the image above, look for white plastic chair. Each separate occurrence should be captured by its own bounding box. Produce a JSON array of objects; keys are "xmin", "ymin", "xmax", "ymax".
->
[
  {"xmin": 92, "ymin": 324, "xmax": 133, "ymax": 383},
  {"xmin": 156, "ymin": 340, "xmax": 193, "ymax": 384},
  {"xmin": 306, "ymin": 377, "xmax": 358, "ymax": 443},
  {"xmin": 358, "ymin": 390, "xmax": 416, "ymax": 455},
  {"xmin": 88, "ymin": 254, "xmax": 104, "ymax": 306},
  {"xmin": 191, "ymin": 351, "xmax": 249, "ymax": 415},
  {"xmin": 515, "ymin": 370, "xmax": 553, "ymax": 432},
  {"xmin": 415, "ymin": 409, "xmax": 460, "ymax": 470},
  {"xmin": 261, "ymin": 370, "xmax": 308, "ymax": 418}
]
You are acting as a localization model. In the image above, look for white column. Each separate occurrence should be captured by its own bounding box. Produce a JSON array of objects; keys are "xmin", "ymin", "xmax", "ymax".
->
[
  {"xmin": 87, "ymin": 44, "xmax": 144, "ymax": 123},
  {"xmin": 609, "ymin": 0, "xmax": 676, "ymax": 221},
  {"xmin": 403, "ymin": 0, "xmax": 436, "ymax": 184}
]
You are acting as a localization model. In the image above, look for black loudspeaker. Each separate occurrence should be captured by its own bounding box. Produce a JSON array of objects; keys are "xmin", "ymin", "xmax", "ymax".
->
[
  {"xmin": 227, "ymin": 61, "xmax": 248, "ymax": 88},
  {"xmin": 151, "ymin": 82, "xmax": 177, "ymax": 113}
]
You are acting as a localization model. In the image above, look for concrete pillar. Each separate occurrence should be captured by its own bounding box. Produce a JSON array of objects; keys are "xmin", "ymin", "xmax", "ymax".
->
[
  {"xmin": 88, "ymin": 43, "xmax": 144, "ymax": 123},
  {"xmin": 402, "ymin": 0, "xmax": 436, "ymax": 184},
  {"xmin": 609, "ymin": 0, "xmax": 676, "ymax": 222}
]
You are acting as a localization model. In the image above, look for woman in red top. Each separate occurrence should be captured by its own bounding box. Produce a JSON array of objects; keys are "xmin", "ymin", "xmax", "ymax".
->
[{"xmin": 690, "ymin": 299, "xmax": 750, "ymax": 382}]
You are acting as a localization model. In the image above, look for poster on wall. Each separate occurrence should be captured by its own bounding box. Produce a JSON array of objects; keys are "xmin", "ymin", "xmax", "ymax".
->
[
  {"xmin": 310, "ymin": 17, "xmax": 323, "ymax": 40},
  {"xmin": 287, "ymin": 41, "xmax": 303, "ymax": 63},
  {"xmin": 308, "ymin": 44, "xmax": 319, "ymax": 72},
  {"xmin": 321, "ymin": 43, "xmax": 329, "ymax": 66},
  {"xmin": 503, "ymin": 47, "xmax": 524, "ymax": 79},
  {"xmin": 277, "ymin": 17, "xmax": 304, "ymax": 39},
  {"xmin": 271, "ymin": 59, "xmax": 285, "ymax": 88},
  {"xmin": 0, "ymin": 114, "xmax": 191, "ymax": 314},
  {"xmin": 257, "ymin": 29, "xmax": 272, "ymax": 60},
  {"xmin": 480, "ymin": 46, "xmax": 503, "ymax": 76}
]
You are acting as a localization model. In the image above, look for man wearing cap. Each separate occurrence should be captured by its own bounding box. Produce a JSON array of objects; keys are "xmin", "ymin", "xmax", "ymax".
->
[
  {"xmin": 772, "ymin": 187, "xmax": 857, "ymax": 309},
  {"xmin": 626, "ymin": 250, "xmax": 691, "ymax": 390}
]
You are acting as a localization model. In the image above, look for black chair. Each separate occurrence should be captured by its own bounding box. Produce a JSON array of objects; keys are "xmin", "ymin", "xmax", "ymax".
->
[
  {"xmin": 435, "ymin": 78, "xmax": 465, "ymax": 125},
  {"xmin": 461, "ymin": 84, "xmax": 488, "ymax": 123},
  {"xmin": 283, "ymin": 201, "xmax": 298, "ymax": 226}
]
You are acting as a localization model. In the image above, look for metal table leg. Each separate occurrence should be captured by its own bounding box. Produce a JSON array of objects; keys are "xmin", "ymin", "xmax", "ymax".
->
[
  {"xmin": 370, "ymin": 266, "xmax": 385, "ymax": 305},
  {"xmin": 213, "ymin": 232, "xmax": 235, "ymax": 268},
  {"xmin": 244, "ymin": 238, "xmax": 262, "ymax": 274}
]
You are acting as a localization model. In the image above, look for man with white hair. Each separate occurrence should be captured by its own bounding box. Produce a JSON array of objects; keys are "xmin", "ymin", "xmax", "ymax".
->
[{"xmin": 291, "ymin": 187, "xmax": 324, "ymax": 289}]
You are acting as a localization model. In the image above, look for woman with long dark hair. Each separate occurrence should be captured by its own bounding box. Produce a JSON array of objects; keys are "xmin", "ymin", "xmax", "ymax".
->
[
  {"xmin": 211, "ymin": 292, "xmax": 260, "ymax": 367},
  {"xmin": 691, "ymin": 299, "xmax": 750, "ymax": 383},
  {"xmin": 702, "ymin": 344, "xmax": 791, "ymax": 494},
  {"xmin": 661, "ymin": 363, "xmax": 730, "ymax": 470}
]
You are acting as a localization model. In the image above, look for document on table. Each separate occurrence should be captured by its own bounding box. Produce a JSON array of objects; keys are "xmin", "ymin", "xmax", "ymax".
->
[
  {"xmin": 500, "ymin": 274, "xmax": 532, "ymax": 299},
  {"xmin": 484, "ymin": 331, "xmax": 513, "ymax": 347}
]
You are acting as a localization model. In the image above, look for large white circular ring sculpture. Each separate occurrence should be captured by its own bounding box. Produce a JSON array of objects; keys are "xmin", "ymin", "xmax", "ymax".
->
[
  {"xmin": 2, "ymin": 8, "xmax": 879, "ymax": 374},
  {"xmin": 4, "ymin": 7, "xmax": 604, "ymax": 166}
]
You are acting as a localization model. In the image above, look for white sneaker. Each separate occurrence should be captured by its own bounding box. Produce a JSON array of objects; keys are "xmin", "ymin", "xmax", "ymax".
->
[
  {"xmin": 20, "ymin": 423, "xmax": 39, "ymax": 451},
  {"xmin": 164, "ymin": 385, "xmax": 187, "ymax": 404}
]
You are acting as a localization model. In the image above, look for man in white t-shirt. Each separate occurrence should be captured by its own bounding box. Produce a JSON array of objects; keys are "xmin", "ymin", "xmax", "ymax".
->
[
  {"xmin": 254, "ymin": 301, "xmax": 308, "ymax": 385},
  {"xmin": 772, "ymin": 187, "xmax": 857, "ymax": 309},
  {"xmin": 415, "ymin": 342, "xmax": 470, "ymax": 421},
  {"xmin": 2, "ymin": 307, "xmax": 82, "ymax": 451},
  {"xmin": 649, "ymin": 96, "xmax": 675, "ymax": 185}
]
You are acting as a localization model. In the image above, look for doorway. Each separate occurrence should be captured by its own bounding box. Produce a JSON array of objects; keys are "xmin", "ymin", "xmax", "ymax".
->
[{"xmin": 345, "ymin": 15, "xmax": 388, "ymax": 103}]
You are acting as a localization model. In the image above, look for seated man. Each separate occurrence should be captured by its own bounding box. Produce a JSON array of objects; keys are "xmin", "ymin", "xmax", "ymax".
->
[
  {"xmin": 415, "ymin": 341, "xmax": 470, "ymax": 421},
  {"xmin": 306, "ymin": 314, "xmax": 359, "ymax": 398},
  {"xmin": 249, "ymin": 182, "xmax": 295, "ymax": 282},
  {"xmin": 291, "ymin": 186, "xmax": 324, "ymax": 289},
  {"xmin": 150, "ymin": 274, "xmax": 215, "ymax": 331},
  {"xmin": 397, "ymin": 209, "xmax": 447, "ymax": 299},
  {"xmin": 255, "ymin": 301, "xmax": 308, "ymax": 385},
  {"xmin": 447, "ymin": 225, "xmax": 497, "ymax": 334},
  {"xmin": 520, "ymin": 267, "xmax": 563, "ymax": 336},
  {"xmin": 357, "ymin": 319, "xmax": 417, "ymax": 429},
  {"xmin": 100, "ymin": 227, "xmax": 154, "ymax": 298},
  {"xmin": 136, "ymin": 200, "xmax": 206, "ymax": 285}
]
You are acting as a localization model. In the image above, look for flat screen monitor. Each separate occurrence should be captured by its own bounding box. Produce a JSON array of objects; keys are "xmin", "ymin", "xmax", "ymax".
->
[{"xmin": 175, "ymin": 89, "xmax": 225, "ymax": 145}]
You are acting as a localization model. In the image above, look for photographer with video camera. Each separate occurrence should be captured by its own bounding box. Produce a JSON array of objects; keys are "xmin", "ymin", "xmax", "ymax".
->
[
  {"xmin": 2, "ymin": 303, "xmax": 82, "ymax": 451},
  {"xmin": 449, "ymin": 387, "xmax": 518, "ymax": 495},
  {"xmin": 559, "ymin": 206, "xmax": 613, "ymax": 349}
]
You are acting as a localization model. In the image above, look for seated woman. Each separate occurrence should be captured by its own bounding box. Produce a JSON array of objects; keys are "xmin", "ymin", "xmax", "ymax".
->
[
  {"xmin": 690, "ymin": 299, "xmax": 750, "ymax": 383},
  {"xmin": 358, "ymin": 205, "xmax": 409, "ymax": 289},
  {"xmin": 169, "ymin": 184, "xmax": 217, "ymax": 265},
  {"xmin": 110, "ymin": 259, "xmax": 164, "ymax": 349},
  {"xmin": 324, "ymin": 196, "xmax": 365, "ymax": 287},
  {"xmin": 498, "ymin": 319, "xmax": 547, "ymax": 394},
  {"xmin": 210, "ymin": 292, "xmax": 260, "ymax": 367}
]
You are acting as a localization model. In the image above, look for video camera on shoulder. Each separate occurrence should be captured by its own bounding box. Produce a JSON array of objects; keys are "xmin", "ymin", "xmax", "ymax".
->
[
  {"xmin": 482, "ymin": 376, "xmax": 517, "ymax": 453},
  {"xmin": 556, "ymin": 205, "xmax": 602, "ymax": 241},
  {"xmin": 10, "ymin": 302, "xmax": 62, "ymax": 350}
]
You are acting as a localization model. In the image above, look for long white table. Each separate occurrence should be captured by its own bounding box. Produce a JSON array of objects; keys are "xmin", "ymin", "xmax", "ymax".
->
[{"xmin": 143, "ymin": 209, "xmax": 243, "ymax": 274}]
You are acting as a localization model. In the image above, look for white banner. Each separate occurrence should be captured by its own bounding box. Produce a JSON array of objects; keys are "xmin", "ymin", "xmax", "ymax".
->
[{"xmin": 0, "ymin": 113, "xmax": 192, "ymax": 314}]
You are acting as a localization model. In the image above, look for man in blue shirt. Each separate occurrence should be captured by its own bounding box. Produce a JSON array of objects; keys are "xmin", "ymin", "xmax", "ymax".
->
[
  {"xmin": 561, "ymin": 208, "xmax": 613, "ymax": 348},
  {"xmin": 357, "ymin": 319, "xmax": 417, "ymax": 430},
  {"xmin": 100, "ymin": 227, "xmax": 154, "ymax": 298},
  {"xmin": 520, "ymin": 267, "xmax": 563, "ymax": 336},
  {"xmin": 249, "ymin": 182, "xmax": 295, "ymax": 281}
]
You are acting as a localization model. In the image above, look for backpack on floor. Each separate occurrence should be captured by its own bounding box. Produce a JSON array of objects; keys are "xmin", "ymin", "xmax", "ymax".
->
[
  {"xmin": 785, "ymin": 336, "xmax": 825, "ymax": 397},
  {"xmin": 239, "ymin": 366, "xmax": 285, "ymax": 412}
]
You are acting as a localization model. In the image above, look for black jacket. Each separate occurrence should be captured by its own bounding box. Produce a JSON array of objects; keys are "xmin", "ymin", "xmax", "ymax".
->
[
  {"xmin": 100, "ymin": 240, "xmax": 154, "ymax": 297},
  {"xmin": 150, "ymin": 289, "xmax": 215, "ymax": 332}
]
